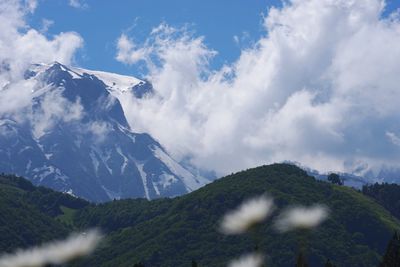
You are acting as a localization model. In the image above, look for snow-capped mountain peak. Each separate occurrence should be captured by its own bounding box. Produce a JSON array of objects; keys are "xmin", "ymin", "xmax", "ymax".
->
[
  {"xmin": 0, "ymin": 62, "xmax": 209, "ymax": 202},
  {"xmin": 29, "ymin": 62, "xmax": 154, "ymax": 100}
]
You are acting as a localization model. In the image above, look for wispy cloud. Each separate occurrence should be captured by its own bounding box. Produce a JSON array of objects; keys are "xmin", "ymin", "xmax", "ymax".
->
[
  {"xmin": 116, "ymin": 34, "xmax": 151, "ymax": 65},
  {"xmin": 386, "ymin": 131, "xmax": 400, "ymax": 147},
  {"xmin": 25, "ymin": 0, "xmax": 37, "ymax": 13},
  {"xmin": 69, "ymin": 0, "xmax": 87, "ymax": 9},
  {"xmin": 40, "ymin": 18, "xmax": 54, "ymax": 33},
  {"xmin": 30, "ymin": 87, "xmax": 84, "ymax": 139}
]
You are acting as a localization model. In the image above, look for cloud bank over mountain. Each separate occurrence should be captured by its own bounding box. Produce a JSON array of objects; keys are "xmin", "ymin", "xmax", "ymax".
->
[
  {"xmin": 115, "ymin": 0, "xmax": 400, "ymax": 177},
  {"xmin": 1, "ymin": 0, "xmax": 400, "ymax": 179},
  {"xmin": 0, "ymin": 0, "xmax": 84, "ymax": 135}
]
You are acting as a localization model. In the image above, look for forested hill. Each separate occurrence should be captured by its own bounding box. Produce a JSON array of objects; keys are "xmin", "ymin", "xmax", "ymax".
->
[
  {"xmin": 0, "ymin": 174, "xmax": 88, "ymax": 252},
  {"xmin": 362, "ymin": 182, "xmax": 400, "ymax": 220},
  {"xmin": 1, "ymin": 164, "xmax": 400, "ymax": 266}
]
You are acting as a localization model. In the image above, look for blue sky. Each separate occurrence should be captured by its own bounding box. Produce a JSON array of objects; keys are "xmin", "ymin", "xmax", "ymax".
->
[
  {"xmin": 29, "ymin": 0, "xmax": 400, "ymax": 76},
  {"xmin": 29, "ymin": 0, "xmax": 282, "ymax": 75}
]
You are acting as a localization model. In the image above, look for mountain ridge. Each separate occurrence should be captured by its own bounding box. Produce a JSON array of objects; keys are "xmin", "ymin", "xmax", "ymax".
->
[{"xmin": 0, "ymin": 62, "xmax": 210, "ymax": 202}]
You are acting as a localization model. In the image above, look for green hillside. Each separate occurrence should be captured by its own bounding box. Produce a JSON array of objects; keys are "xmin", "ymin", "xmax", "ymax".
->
[
  {"xmin": 73, "ymin": 164, "xmax": 400, "ymax": 267},
  {"xmin": 0, "ymin": 174, "xmax": 88, "ymax": 252},
  {"xmin": 362, "ymin": 183, "xmax": 400, "ymax": 220},
  {"xmin": 1, "ymin": 164, "xmax": 399, "ymax": 266}
]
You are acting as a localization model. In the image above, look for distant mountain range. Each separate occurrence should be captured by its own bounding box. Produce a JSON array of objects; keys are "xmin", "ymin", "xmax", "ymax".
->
[
  {"xmin": 0, "ymin": 62, "xmax": 210, "ymax": 202},
  {"xmin": 286, "ymin": 161, "xmax": 400, "ymax": 189},
  {"xmin": 286, "ymin": 161, "xmax": 373, "ymax": 189}
]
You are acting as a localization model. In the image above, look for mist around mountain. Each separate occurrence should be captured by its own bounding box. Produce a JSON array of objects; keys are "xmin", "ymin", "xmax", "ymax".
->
[{"xmin": 0, "ymin": 62, "xmax": 211, "ymax": 202}]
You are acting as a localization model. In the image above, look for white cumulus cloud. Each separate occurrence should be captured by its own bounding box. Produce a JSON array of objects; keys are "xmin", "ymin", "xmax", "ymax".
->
[{"xmin": 115, "ymin": 0, "xmax": 400, "ymax": 177}]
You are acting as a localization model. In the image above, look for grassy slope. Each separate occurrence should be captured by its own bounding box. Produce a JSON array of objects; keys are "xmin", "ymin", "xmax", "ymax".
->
[{"xmin": 73, "ymin": 164, "xmax": 400, "ymax": 267}]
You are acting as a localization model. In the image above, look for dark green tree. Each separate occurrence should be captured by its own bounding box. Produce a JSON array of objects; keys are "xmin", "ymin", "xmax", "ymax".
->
[
  {"xmin": 133, "ymin": 262, "xmax": 145, "ymax": 267},
  {"xmin": 325, "ymin": 259, "xmax": 336, "ymax": 267},
  {"xmin": 296, "ymin": 251, "xmax": 309, "ymax": 267},
  {"xmin": 362, "ymin": 183, "xmax": 400, "ymax": 220},
  {"xmin": 328, "ymin": 173, "xmax": 343, "ymax": 185},
  {"xmin": 191, "ymin": 259, "xmax": 198, "ymax": 267},
  {"xmin": 380, "ymin": 232, "xmax": 400, "ymax": 267}
]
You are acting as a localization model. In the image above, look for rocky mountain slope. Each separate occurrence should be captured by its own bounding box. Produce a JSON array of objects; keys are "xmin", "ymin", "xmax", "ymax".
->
[{"xmin": 0, "ymin": 62, "xmax": 209, "ymax": 202}]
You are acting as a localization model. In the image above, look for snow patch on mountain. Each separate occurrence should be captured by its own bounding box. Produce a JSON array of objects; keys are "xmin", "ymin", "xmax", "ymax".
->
[
  {"xmin": 136, "ymin": 161, "xmax": 150, "ymax": 200},
  {"xmin": 152, "ymin": 146, "xmax": 209, "ymax": 191},
  {"xmin": 72, "ymin": 67, "xmax": 143, "ymax": 93},
  {"xmin": 101, "ymin": 185, "xmax": 121, "ymax": 201},
  {"xmin": 116, "ymin": 146, "xmax": 129, "ymax": 174}
]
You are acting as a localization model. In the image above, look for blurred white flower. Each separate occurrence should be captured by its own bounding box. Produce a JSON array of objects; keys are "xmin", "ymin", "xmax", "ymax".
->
[
  {"xmin": 220, "ymin": 195, "xmax": 274, "ymax": 235},
  {"xmin": 228, "ymin": 253, "xmax": 264, "ymax": 267},
  {"xmin": 0, "ymin": 229, "xmax": 102, "ymax": 267},
  {"xmin": 274, "ymin": 204, "xmax": 329, "ymax": 232}
]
